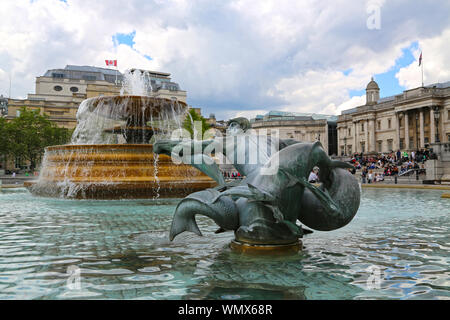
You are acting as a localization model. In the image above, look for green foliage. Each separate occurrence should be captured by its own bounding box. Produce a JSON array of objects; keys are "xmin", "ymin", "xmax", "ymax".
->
[
  {"xmin": 0, "ymin": 117, "xmax": 8, "ymax": 156},
  {"xmin": 2, "ymin": 107, "xmax": 71, "ymax": 170},
  {"xmin": 182, "ymin": 109, "xmax": 211, "ymax": 139}
]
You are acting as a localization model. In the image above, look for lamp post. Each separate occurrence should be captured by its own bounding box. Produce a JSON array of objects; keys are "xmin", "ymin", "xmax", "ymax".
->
[{"xmin": 433, "ymin": 106, "xmax": 440, "ymax": 143}]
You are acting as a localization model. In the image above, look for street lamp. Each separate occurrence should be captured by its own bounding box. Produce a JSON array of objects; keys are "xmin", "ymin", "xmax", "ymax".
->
[{"xmin": 433, "ymin": 106, "xmax": 440, "ymax": 143}]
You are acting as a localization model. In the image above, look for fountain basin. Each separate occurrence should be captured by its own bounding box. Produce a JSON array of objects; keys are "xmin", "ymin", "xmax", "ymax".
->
[{"xmin": 25, "ymin": 144, "xmax": 217, "ymax": 199}]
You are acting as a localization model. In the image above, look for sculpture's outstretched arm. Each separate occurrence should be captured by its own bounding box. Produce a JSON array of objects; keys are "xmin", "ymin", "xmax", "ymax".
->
[
  {"xmin": 153, "ymin": 139, "xmax": 226, "ymax": 185},
  {"xmin": 153, "ymin": 138, "xmax": 219, "ymax": 157}
]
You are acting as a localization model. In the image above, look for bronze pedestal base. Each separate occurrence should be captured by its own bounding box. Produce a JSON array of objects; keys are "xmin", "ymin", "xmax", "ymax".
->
[{"xmin": 229, "ymin": 240, "xmax": 302, "ymax": 255}]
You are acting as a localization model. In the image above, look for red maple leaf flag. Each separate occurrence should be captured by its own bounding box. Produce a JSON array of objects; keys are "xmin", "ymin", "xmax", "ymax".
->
[
  {"xmin": 418, "ymin": 52, "xmax": 422, "ymax": 66},
  {"xmin": 105, "ymin": 60, "xmax": 117, "ymax": 67}
]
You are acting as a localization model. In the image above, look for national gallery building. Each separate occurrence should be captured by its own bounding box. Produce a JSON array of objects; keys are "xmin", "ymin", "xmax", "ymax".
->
[{"xmin": 337, "ymin": 79, "xmax": 450, "ymax": 156}]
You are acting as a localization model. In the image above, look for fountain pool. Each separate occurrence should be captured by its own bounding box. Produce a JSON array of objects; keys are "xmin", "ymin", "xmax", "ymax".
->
[{"xmin": 0, "ymin": 188, "xmax": 448, "ymax": 299}]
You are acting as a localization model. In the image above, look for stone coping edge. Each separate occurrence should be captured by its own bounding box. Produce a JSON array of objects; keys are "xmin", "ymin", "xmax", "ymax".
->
[{"xmin": 361, "ymin": 184, "xmax": 450, "ymax": 190}]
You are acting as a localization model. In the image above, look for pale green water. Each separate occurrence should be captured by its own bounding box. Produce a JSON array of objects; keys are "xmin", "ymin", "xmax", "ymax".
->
[{"xmin": 0, "ymin": 188, "xmax": 448, "ymax": 299}]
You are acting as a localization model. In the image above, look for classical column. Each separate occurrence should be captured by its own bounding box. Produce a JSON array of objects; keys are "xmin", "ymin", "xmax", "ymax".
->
[
  {"xmin": 396, "ymin": 112, "xmax": 401, "ymax": 150},
  {"xmin": 337, "ymin": 126, "xmax": 340, "ymax": 154},
  {"xmin": 353, "ymin": 121, "xmax": 357, "ymax": 153},
  {"xmin": 419, "ymin": 109, "xmax": 424, "ymax": 148},
  {"xmin": 369, "ymin": 118, "xmax": 376, "ymax": 153},
  {"xmin": 364, "ymin": 119, "xmax": 369, "ymax": 153},
  {"xmin": 430, "ymin": 107, "xmax": 435, "ymax": 143},
  {"xmin": 404, "ymin": 112, "xmax": 409, "ymax": 150}
]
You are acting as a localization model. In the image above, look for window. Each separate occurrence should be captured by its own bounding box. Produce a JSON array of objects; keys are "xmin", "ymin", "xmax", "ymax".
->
[
  {"xmin": 82, "ymin": 75, "xmax": 96, "ymax": 81},
  {"xmin": 361, "ymin": 123, "xmax": 364, "ymax": 132},
  {"xmin": 16, "ymin": 110, "xmax": 20, "ymax": 117},
  {"xmin": 70, "ymin": 86, "xmax": 79, "ymax": 93},
  {"xmin": 400, "ymin": 138, "xmax": 404, "ymax": 149},
  {"xmin": 388, "ymin": 119, "xmax": 391, "ymax": 129},
  {"xmin": 15, "ymin": 156, "xmax": 22, "ymax": 169},
  {"xmin": 448, "ymin": 109, "xmax": 450, "ymax": 120},
  {"xmin": 348, "ymin": 146, "xmax": 352, "ymax": 154},
  {"xmin": 377, "ymin": 141, "xmax": 382, "ymax": 152},
  {"xmin": 361, "ymin": 142, "xmax": 365, "ymax": 153},
  {"xmin": 377, "ymin": 121, "xmax": 381, "ymax": 130},
  {"xmin": 348, "ymin": 128, "xmax": 351, "ymax": 136},
  {"xmin": 52, "ymin": 73, "xmax": 64, "ymax": 78},
  {"xmin": 49, "ymin": 111, "xmax": 65, "ymax": 115},
  {"xmin": 53, "ymin": 85, "xmax": 63, "ymax": 91},
  {"xmin": 387, "ymin": 139, "xmax": 393, "ymax": 151},
  {"xmin": 409, "ymin": 137, "xmax": 414, "ymax": 149}
]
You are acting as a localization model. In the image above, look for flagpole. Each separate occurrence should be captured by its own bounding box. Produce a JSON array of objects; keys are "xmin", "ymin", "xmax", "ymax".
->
[{"xmin": 421, "ymin": 57, "xmax": 424, "ymax": 87}]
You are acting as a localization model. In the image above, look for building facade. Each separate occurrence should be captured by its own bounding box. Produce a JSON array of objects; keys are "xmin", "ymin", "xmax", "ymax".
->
[
  {"xmin": 5, "ymin": 65, "xmax": 187, "ymax": 130},
  {"xmin": 250, "ymin": 111, "xmax": 338, "ymax": 155},
  {"xmin": 1, "ymin": 65, "xmax": 187, "ymax": 172},
  {"xmin": 337, "ymin": 79, "xmax": 450, "ymax": 156}
]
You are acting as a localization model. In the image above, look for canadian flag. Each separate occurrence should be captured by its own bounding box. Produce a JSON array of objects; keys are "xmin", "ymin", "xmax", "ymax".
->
[{"xmin": 105, "ymin": 60, "xmax": 117, "ymax": 67}]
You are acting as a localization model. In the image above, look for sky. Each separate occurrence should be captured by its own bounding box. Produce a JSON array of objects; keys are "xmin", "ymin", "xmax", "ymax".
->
[{"xmin": 0, "ymin": 0, "xmax": 449, "ymax": 120}]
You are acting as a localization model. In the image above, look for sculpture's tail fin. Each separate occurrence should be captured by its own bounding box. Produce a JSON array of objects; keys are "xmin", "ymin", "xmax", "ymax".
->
[
  {"xmin": 169, "ymin": 203, "xmax": 202, "ymax": 240},
  {"xmin": 169, "ymin": 190, "xmax": 239, "ymax": 241}
]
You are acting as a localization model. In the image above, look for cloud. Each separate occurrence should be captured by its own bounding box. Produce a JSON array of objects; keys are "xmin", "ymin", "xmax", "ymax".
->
[
  {"xmin": 396, "ymin": 29, "xmax": 450, "ymax": 89},
  {"xmin": 0, "ymin": 0, "xmax": 449, "ymax": 119}
]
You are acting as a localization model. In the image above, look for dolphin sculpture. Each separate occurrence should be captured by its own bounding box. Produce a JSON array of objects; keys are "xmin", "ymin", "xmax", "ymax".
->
[{"xmin": 157, "ymin": 139, "xmax": 360, "ymax": 245}]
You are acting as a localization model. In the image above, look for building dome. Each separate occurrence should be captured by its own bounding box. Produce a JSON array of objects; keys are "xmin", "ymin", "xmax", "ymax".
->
[{"xmin": 366, "ymin": 77, "xmax": 379, "ymax": 90}]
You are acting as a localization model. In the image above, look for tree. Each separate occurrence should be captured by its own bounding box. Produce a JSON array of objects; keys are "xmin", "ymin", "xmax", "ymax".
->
[
  {"xmin": 182, "ymin": 108, "xmax": 211, "ymax": 139},
  {"xmin": 0, "ymin": 117, "xmax": 9, "ymax": 169},
  {"xmin": 7, "ymin": 107, "xmax": 71, "ymax": 170}
]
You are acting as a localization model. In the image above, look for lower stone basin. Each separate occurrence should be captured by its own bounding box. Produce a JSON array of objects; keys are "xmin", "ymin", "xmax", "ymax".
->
[{"xmin": 25, "ymin": 144, "xmax": 217, "ymax": 199}]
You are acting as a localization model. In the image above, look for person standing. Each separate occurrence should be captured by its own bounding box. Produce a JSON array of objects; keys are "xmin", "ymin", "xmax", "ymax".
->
[
  {"xmin": 368, "ymin": 170, "xmax": 373, "ymax": 184},
  {"xmin": 361, "ymin": 167, "xmax": 367, "ymax": 184}
]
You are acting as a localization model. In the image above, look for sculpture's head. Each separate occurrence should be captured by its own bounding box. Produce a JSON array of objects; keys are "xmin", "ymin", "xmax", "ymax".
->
[{"xmin": 226, "ymin": 117, "xmax": 251, "ymax": 136}]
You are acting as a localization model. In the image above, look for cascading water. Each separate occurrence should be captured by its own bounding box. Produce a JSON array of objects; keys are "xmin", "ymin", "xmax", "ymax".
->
[{"xmin": 26, "ymin": 69, "xmax": 217, "ymax": 199}]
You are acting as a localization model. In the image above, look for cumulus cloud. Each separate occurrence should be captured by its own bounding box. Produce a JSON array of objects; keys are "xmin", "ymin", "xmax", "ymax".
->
[
  {"xmin": 396, "ymin": 29, "xmax": 450, "ymax": 89},
  {"xmin": 0, "ymin": 0, "xmax": 449, "ymax": 119}
]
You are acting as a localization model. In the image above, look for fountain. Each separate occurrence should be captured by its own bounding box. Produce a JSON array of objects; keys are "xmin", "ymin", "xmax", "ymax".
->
[{"xmin": 25, "ymin": 70, "xmax": 217, "ymax": 199}]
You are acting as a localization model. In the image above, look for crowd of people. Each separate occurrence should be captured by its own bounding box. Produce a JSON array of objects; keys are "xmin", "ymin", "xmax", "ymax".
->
[
  {"xmin": 223, "ymin": 171, "xmax": 242, "ymax": 179},
  {"xmin": 350, "ymin": 149, "xmax": 432, "ymax": 183},
  {"xmin": 222, "ymin": 148, "xmax": 434, "ymax": 184}
]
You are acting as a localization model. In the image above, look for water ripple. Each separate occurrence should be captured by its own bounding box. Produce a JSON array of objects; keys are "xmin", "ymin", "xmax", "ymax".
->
[{"xmin": 0, "ymin": 188, "xmax": 448, "ymax": 299}]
